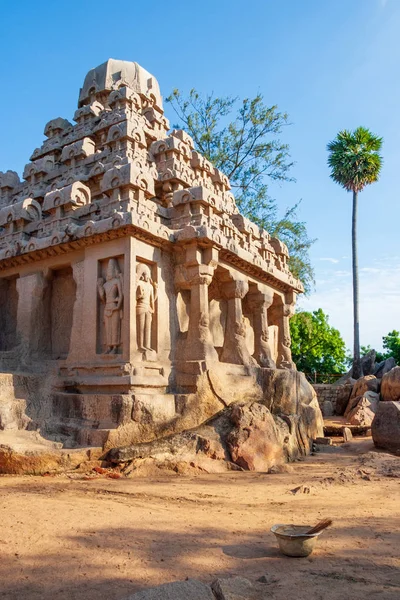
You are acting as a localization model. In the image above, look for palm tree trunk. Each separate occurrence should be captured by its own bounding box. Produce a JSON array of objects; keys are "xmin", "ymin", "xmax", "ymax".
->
[{"xmin": 352, "ymin": 190, "xmax": 362, "ymax": 379}]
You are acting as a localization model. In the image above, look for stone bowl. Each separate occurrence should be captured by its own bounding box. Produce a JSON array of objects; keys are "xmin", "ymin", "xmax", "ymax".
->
[{"xmin": 270, "ymin": 524, "xmax": 322, "ymax": 557}]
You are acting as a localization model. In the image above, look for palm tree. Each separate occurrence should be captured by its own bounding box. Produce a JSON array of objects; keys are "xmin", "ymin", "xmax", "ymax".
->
[{"xmin": 327, "ymin": 127, "xmax": 383, "ymax": 379}]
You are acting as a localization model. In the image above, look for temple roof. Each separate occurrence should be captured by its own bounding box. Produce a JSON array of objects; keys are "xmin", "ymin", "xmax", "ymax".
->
[{"xmin": 78, "ymin": 59, "xmax": 162, "ymax": 110}]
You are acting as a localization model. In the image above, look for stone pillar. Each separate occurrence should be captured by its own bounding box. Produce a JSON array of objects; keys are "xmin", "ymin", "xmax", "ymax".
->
[
  {"xmin": 185, "ymin": 265, "xmax": 218, "ymax": 362},
  {"xmin": 247, "ymin": 288, "xmax": 275, "ymax": 368},
  {"xmin": 66, "ymin": 261, "xmax": 84, "ymax": 363},
  {"xmin": 16, "ymin": 272, "xmax": 50, "ymax": 359},
  {"xmin": 220, "ymin": 279, "xmax": 255, "ymax": 367},
  {"xmin": 276, "ymin": 291, "xmax": 296, "ymax": 370}
]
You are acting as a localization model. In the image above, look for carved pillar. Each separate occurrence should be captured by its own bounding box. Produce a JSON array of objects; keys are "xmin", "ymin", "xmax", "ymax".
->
[
  {"xmin": 16, "ymin": 272, "xmax": 50, "ymax": 359},
  {"xmin": 277, "ymin": 291, "xmax": 296, "ymax": 370},
  {"xmin": 184, "ymin": 265, "xmax": 218, "ymax": 362},
  {"xmin": 247, "ymin": 288, "xmax": 275, "ymax": 368},
  {"xmin": 220, "ymin": 280, "xmax": 255, "ymax": 367},
  {"xmin": 66, "ymin": 261, "xmax": 84, "ymax": 363}
]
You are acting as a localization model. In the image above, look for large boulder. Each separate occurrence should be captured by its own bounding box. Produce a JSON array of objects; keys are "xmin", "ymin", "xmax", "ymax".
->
[
  {"xmin": 226, "ymin": 403, "xmax": 283, "ymax": 471},
  {"xmin": 345, "ymin": 390, "xmax": 379, "ymax": 419},
  {"xmin": 351, "ymin": 375, "xmax": 379, "ymax": 399},
  {"xmin": 372, "ymin": 401, "xmax": 400, "ymax": 453},
  {"xmin": 335, "ymin": 350, "xmax": 377, "ymax": 384},
  {"xmin": 381, "ymin": 366, "xmax": 400, "ymax": 402}
]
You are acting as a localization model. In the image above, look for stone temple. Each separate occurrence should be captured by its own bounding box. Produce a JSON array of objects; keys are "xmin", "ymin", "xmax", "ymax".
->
[{"xmin": 0, "ymin": 59, "xmax": 322, "ymax": 468}]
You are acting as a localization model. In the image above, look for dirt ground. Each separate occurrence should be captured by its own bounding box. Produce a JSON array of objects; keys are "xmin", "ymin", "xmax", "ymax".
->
[{"xmin": 0, "ymin": 438, "xmax": 399, "ymax": 600}]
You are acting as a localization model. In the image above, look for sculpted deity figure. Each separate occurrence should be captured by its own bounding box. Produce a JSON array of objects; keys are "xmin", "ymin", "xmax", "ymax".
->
[
  {"xmin": 136, "ymin": 263, "xmax": 157, "ymax": 352},
  {"xmin": 97, "ymin": 258, "xmax": 123, "ymax": 354}
]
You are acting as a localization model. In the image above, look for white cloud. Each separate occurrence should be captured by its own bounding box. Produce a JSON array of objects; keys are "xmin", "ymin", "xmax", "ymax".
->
[
  {"xmin": 319, "ymin": 257, "xmax": 339, "ymax": 264},
  {"xmin": 298, "ymin": 258, "xmax": 400, "ymax": 351}
]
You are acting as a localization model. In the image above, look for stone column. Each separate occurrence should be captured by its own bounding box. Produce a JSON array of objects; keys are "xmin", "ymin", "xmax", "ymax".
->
[
  {"xmin": 247, "ymin": 289, "xmax": 275, "ymax": 368},
  {"xmin": 16, "ymin": 272, "xmax": 50, "ymax": 359},
  {"xmin": 276, "ymin": 292, "xmax": 296, "ymax": 370},
  {"xmin": 220, "ymin": 280, "xmax": 255, "ymax": 367},
  {"xmin": 66, "ymin": 261, "xmax": 84, "ymax": 363},
  {"xmin": 184, "ymin": 265, "xmax": 218, "ymax": 362}
]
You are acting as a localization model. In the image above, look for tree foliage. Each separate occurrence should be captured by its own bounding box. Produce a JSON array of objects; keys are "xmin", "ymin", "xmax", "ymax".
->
[
  {"xmin": 290, "ymin": 309, "xmax": 347, "ymax": 374},
  {"xmin": 166, "ymin": 89, "xmax": 315, "ymax": 293},
  {"xmin": 361, "ymin": 331, "xmax": 400, "ymax": 364},
  {"xmin": 327, "ymin": 127, "xmax": 383, "ymax": 193}
]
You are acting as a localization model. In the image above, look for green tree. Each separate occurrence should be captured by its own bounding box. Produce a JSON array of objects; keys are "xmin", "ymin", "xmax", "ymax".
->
[
  {"xmin": 166, "ymin": 89, "xmax": 315, "ymax": 293},
  {"xmin": 290, "ymin": 309, "xmax": 347, "ymax": 376},
  {"xmin": 327, "ymin": 127, "xmax": 383, "ymax": 378},
  {"xmin": 381, "ymin": 330, "xmax": 400, "ymax": 363}
]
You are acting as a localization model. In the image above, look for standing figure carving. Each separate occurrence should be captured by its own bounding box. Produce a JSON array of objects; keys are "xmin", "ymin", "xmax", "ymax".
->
[
  {"xmin": 136, "ymin": 263, "xmax": 157, "ymax": 352},
  {"xmin": 97, "ymin": 258, "xmax": 123, "ymax": 354}
]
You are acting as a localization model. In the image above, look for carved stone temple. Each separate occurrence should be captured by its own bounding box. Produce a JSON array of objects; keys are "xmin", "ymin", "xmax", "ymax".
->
[{"xmin": 0, "ymin": 60, "xmax": 322, "ymax": 464}]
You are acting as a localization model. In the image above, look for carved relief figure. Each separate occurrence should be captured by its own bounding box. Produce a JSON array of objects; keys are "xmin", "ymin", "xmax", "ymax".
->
[
  {"xmin": 136, "ymin": 263, "xmax": 157, "ymax": 352},
  {"xmin": 97, "ymin": 258, "xmax": 123, "ymax": 354}
]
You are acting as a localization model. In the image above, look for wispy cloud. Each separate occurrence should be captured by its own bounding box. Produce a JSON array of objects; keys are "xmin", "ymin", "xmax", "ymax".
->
[
  {"xmin": 299, "ymin": 257, "xmax": 400, "ymax": 350},
  {"xmin": 319, "ymin": 257, "xmax": 339, "ymax": 264}
]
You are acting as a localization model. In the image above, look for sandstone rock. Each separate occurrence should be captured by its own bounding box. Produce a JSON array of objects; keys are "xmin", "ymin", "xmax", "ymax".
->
[
  {"xmin": 0, "ymin": 430, "xmax": 102, "ymax": 474},
  {"xmin": 313, "ymin": 437, "xmax": 332, "ymax": 445},
  {"xmin": 212, "ymin": 576, "xmax": 270, "ymax": 600},
  {"xmin": 372, "ymin": 401, "xmax": 400, "ymax": 453},
  {"xmin": 344, "ymin": 391, "xmax": 379, "ymax": 419},
  {"xmin": 347, "ymin": 394, "xmax": 379, "ymax": 427},
  {"xmin": 335, "ymin": 383, "xmax": 354, "ymax": 416},
  {"xmin": 321, "ymin": 400, "xmax": 334, "ymax": 417},
  {"xmin": 226, "ymin": 403, "xmax": 283, "ymax": 471},
  {"xmin": 374, "ymin": 357, "xmax": 396, "ymax": 379},
  {"xmin": 351, "ymin": 375, "xmax": 379, "ymax": 399},
  {"xmin": 381, "ymin": 366, "xmax": 400, "ymax": 402},
  {"xmin": 124, "ymin": 579, "xmax": 215, "ymax": 600}
]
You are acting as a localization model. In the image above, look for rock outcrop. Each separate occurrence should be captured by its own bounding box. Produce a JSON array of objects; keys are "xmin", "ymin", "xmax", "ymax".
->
[
  {"xmin": 381, "ymin": 366, "xmax": 400, "ymax": 402},
  {"xmin": 372, "ymin": 401, "xmax": 400, "ymax": 453}
]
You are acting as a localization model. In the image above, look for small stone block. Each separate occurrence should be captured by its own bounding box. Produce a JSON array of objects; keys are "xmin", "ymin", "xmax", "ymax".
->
[
  {"xmin": 314, "ymin": 437, "xmax": 332, "ymax": 445},
  {"xmin": 342, "ymin": 427, "xmax": 353, "ymax": 442}
]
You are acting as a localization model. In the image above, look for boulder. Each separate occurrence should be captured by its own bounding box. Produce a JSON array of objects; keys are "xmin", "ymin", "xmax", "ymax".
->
[
  {"xmin": 226, "ymin": 403, "xmax": 283, "ymax": 471},
  {"xmin": 347, "ymin": 393, "xmax": 379, "ymax": 427},
  {"xmin": 124, "ymin": 579, "xmax": 215, "ymax": 600},
  {"xmin": 350, "ymin": 375, "xmax": 379, "ymax": 399},
  {"xmin": 344, "ymin": 391, "xmax": 379, "ymax": 419},
  {"xmin": 372, "ymin": 401, "xmax": 400, "ymax": 453},
  {"xmin": 335, "ymin": 350, "xmax": 377, "ymax": 384},
  {"xmin": 212, "ymin": 576, "xmax": 270, "ymax": 599},
  {"xmin": 381, "ymin": 366, "xmax": 400, "ymax": 402},
  {"xmin": 374, "ymin": 357, "xmax": 396, "ymax": 379},
  {"xmin": 321, "ymin": 400, "xmax": 334, "ymax": 417},
  {"xmin": 335, "ymin": 383, "xmax": 353, "ymax": 416}
]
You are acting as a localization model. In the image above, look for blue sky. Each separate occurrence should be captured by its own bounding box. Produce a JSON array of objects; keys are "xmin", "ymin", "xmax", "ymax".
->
[{"xmin": 1, "ymin": 0, "xmax": 398, "ymax": 350}]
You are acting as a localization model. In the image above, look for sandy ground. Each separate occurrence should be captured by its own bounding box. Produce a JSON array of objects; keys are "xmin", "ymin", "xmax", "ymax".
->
[{"xmin": 0, "ymin": 439, "xmax": 399, "ymax": 600}]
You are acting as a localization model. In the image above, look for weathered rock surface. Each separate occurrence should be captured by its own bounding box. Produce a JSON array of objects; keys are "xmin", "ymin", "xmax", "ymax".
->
[
  {"xmin": 372, "ymin": 401, "xmax": 400, "ymax": 453},
  {"xmin": 347, "ymin": 393, "xmax": 379, "ymax": 427},
  {"xmin": 336, "ymin": 350, "xmax": 377, "ymax": 384},
  {"xmin": 0, "ymin": 430, "xmax": 102, "ymax": 474},
  {"xmin": 321, "ymin": 399, "xmax": 334, "ymax": 417},
  {"xmin": 124, "ymin": 579, "xmax": 215, "ymax": 599},
  {"xmin": 344, "ymin": 391, "xmax": 379, "ymax": 419},
  {"xmin": 351, "ymin": 375, "xmax": 379, "ymax": 399},
  {"xmin": 212, "ymin": 576, "xmax": 270, "ymax": 599},
  {"xmin": 381, "ymin": 366, "xmax": 400, "ymax": 402},
  {"xmin": 226, "ymin": 403, "xmax": 283, "ymax": 471},
  {"xmin": 335, "ymin": 383, "xmax": 354, "ymax": 416},
  {"xmin": 374, "ymin": 357, "xmax": 396, "ymax": 379}
]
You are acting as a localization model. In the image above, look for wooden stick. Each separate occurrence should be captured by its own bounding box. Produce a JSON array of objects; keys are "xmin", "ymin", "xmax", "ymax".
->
[{"xmin": 306, "ymin": 518, "xmax": 333, "ymax": 535}]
